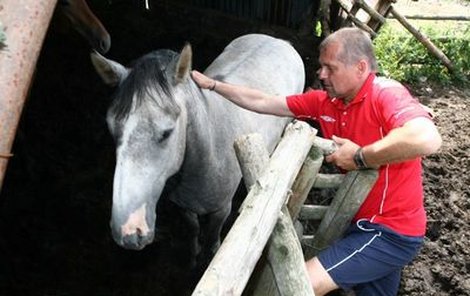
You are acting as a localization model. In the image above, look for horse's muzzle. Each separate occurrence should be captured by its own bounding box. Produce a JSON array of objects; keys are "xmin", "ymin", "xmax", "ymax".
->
[
  {"xmin": 111, "ymin": 203, "xmax": 155, "ymax": 250},
  {"xmin": 113, "ymin": 230, "xmax": 154, "ymax": 250}
]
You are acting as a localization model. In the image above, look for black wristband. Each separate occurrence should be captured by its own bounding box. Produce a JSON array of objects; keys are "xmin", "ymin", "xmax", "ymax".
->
[{"xmin": 354, "ymin": 147, "xmax": 368, "ymax": 170}]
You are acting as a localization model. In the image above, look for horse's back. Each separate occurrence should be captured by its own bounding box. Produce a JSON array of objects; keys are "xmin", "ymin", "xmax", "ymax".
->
[
  {"xmin": 203, "ymin": 34, "xmax": 304, "ymax": 151},
  {"xmin": 205, "ymin": 34, "xmax": 305, "ymax": 95}
]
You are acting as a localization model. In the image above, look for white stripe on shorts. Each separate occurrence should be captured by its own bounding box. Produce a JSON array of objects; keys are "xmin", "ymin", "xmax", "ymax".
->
[{"xmin": 326, "ymin": 231, "xmax": 382, "ymax": 272}]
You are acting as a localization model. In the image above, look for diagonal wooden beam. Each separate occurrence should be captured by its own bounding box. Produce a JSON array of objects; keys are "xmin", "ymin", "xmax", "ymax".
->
[
  {"xmin": 192, "ymin": 121, "xmax": 316, "ymax": 296},
  {"xmin": 0, "ymin": 0, "xmax": 58, "ymax": 192}
]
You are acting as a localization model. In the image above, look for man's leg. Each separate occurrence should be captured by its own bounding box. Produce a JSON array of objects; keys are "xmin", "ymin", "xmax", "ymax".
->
[
  {"xmin": 306, "ymin": 221, "xmax": 423, "ymax": 295},
  {"xmin": 305, "ymin": 257, "xmax": 339, "ymax": 296},
  {"xmin": 354, "ymin": 269, "xmax": 401, "ymax": 296}
]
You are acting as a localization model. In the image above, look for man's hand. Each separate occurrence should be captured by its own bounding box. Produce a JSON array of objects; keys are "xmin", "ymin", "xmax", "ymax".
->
[
  {"xmin": 325, "ymin": 135, "xmax": 360, "ymax": 171},
  {"xmin": 191, "ymin": 70, "xmax": 215, "ymax": 90}
]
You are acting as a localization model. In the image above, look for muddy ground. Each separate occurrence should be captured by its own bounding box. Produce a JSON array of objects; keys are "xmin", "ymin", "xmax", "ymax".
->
[
  {"xmin": 0, "ymin": 1, "xmax": 469, "ymax": 295},
  {"xmin": 399, "ymin": 85, "xmax": 470, "ymax": 296}
]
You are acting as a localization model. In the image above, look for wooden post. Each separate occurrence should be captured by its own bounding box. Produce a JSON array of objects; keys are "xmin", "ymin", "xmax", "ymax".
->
[
  {"xmin": 0, "ymin": 0, "xmax": 58, "ymax": 191},
  {"xmin": 355, "ymin": 0, "xmax": 387, "ymax": 24},
  {"xmin": 365, "ymin": 0, "xmax": 394, "ymax": 32},
  {"xmin": 387, "ymin": 15, "xmax": 470, "ymax": 21},
  {"xmin": 287, "ymin": 146, "xmax": 324, "ymax": 220},
  {"xmin": 389, "ymin": 6, "xmax": 454, "ymax": 72},
  {"xmin": 247, "ymin": 145, "xmax": 324, "ymax": 296},
  {"xmin": 299, "ymin": 205, "xmax": 329, "ymax": 221},
  {"xmin": 0, "ymin": 22, "xmax": 6, "ymax": 49},
  {"xmin": 320, "ymin": 0, "xmax": 332, "ymax": 36},
  {"xmin": 192, "ymin": 121, "xmax": 316, "ymax": 296},
  {"xmin": 313, "ymin": 136, "xmax": 337, "ymax": 156},
  {"xmin": 333, "ymin": 0, "xmax": 377, "ymax": 37},
  {"xmin": 313, "ymin": 174, "xmax": 344, "ymax": 188},
  {"xmin": 305, "ymin": 169, "xmax": 378, "ymax": 258}
]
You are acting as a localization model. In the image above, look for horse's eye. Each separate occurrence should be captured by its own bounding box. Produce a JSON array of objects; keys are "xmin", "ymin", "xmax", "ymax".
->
[{"xmin": 160, "ymin": 129, "xmax": 173, "ymax": 142}]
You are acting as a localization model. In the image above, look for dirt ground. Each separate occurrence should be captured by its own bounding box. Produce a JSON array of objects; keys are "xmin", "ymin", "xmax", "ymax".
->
[
  {"xmin": 389, "ymin": 1, "xmax": 470, "ymax": 295},
  {"xmin": 0, "ymin": 1, "xmax": 469, "ymax": 295},
  {"xmin": 398, "ymin": 85, "xmax": 470, "ymax": 296}
]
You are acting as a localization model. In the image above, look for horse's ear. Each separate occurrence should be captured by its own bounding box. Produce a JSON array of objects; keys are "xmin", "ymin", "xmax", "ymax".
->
[
  {"xmin": 90, "ymin": 51, "xmax": 129, "ymax": 87},
  {"xmin": 175, "ymin": 43, "xmax": 192, "ymax": 83}
]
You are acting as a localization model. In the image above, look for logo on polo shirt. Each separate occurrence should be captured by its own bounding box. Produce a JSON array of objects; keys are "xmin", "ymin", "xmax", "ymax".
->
[{"xmin": 320, "ymin": 115, "xmax": 336, "ymax": 122}]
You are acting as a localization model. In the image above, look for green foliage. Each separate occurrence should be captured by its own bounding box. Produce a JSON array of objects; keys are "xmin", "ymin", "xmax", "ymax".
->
[{"xmin": 373, "ymin": 22, "xmax": 470, "ymax": 87}]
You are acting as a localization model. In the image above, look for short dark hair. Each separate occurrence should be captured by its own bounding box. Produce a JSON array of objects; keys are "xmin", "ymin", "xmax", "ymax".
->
[{"xmin": 320, "ymin": 27, "xmax": 378, "ymax": 72}]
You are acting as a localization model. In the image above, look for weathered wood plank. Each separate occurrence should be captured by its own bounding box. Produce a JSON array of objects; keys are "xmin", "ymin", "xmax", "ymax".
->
[
  {"xmin": 387, "ymin": 15, "xmax": 470, "ymax": 21},
  {"xmin": 313, "ymin": 173, "xmax": 344, "ymax": 189},
  {"xmin": 248, "ymin": 141, "xmax": 323, "ymax": 296},
  {"xmin": 313, "ymin": 136, "xmax": 337, "ymax": 156},
  {"xmin": 304, "ymin": 169, "xmax": 379, "ymax": 258},
  {"xmin": 234, "ymin": 129, "xmax": 317, "ymax": 296},
  {"xmin": 299, "ymin": 205, "xmax": 329, "ymax": 221},
  {"xmin": 389, "ymin": 6, "xmax": 454, "ymax": 72},
  {"xmin": 287, "ymin": 145, "xmax": 324, "ymax": 220},
  {"xmin": 192, "ymin": 121, "xmax": 316, "ymax": 296},
  {"xmin": 333, "ymin": 0, "xmax": 377, "ymax": 37}
]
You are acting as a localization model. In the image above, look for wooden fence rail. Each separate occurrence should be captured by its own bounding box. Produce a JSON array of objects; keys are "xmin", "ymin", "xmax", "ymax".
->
[
  {"xmin": 193, "ymin": 120, "xmax": 378, "ymax": 295},
  {"xmin": 192, "ymin": 121, "xmax": 316, "ymax": 296},
  {"xmin": 234, "ymin": 132, "xmax": 319, "ymax": 296}
]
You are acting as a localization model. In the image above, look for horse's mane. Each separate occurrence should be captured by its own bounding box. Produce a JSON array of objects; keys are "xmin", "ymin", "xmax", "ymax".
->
[{"xmin": 110, "ymin": 51, "xmax": 181, "ymax": 121}]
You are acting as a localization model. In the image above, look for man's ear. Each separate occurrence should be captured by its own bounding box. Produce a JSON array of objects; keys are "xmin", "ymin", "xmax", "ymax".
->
[{"xmin": 357, "ymin": 59, "xmax": 369, "ymax": 76}]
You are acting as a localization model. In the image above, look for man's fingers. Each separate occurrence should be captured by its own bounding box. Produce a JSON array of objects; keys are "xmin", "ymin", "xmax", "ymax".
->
[{"xmin": 332, "ymin": 135, "xmax": 347, "ymax": 145}]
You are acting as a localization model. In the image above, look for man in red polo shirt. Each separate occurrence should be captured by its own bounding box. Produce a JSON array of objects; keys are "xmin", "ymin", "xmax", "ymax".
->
[{"xmin": 191, "ymin": 28, "xmax": 441, "ymax": 296}]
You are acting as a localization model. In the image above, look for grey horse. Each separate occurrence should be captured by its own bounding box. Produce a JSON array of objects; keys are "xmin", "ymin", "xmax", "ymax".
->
[{"xmin": 91, "ymin": 34, "xmax": 305, "ymax": 266}]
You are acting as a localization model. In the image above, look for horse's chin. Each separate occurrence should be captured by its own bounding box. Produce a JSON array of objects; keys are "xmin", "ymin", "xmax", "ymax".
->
[
  {"xmin": 110, "ymin": 200, "xmax": 157, "ymax": 249},
  {"xmin": 112, "ymin": 229, "xmax": 155, "ymax": 250}
]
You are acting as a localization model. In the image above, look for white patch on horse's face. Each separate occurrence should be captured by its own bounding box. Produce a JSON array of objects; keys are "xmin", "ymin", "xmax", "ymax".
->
[
  {"xmin": 108, "ymin": 93, "xmax": 187, "ymax": 249},
  {"xmin": 120, "ymin": 203, "xmax": 150, "ymax": 237}
]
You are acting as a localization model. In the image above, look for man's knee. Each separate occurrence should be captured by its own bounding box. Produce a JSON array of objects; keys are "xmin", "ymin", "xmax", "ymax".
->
[{"xmin": 305, "ymin": 257, "xmax": 338, "ymax": 296}]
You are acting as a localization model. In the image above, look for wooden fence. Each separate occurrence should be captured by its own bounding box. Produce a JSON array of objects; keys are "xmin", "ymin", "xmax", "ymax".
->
[{"xmin": 193, "ymin": 121, "xmax": 378, "ymax": 295}]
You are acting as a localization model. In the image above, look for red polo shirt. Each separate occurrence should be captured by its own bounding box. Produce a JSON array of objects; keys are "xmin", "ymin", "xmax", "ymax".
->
[{"xmin": 286, "ymin": 73, "xmax": 432, "ymax": 236}]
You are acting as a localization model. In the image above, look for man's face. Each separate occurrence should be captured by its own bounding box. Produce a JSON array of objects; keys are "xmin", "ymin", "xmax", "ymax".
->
[{"xmin": 317, "ymin": 42, "xmax": 362, "ymax": 102}]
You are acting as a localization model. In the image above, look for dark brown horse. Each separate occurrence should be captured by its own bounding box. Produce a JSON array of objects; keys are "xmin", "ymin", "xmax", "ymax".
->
[{"xmin": 57, "ymin": 0, "xmax": 111, "ymax": 53}]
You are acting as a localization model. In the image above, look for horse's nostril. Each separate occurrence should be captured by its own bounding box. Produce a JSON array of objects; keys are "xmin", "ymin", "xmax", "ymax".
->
[
  {"xmin": 100, "ymin": 40, "xmax": 109, "ymax": 53},
  {"xmin": 99, "ymin": 35, "xmax": 111, "ymax": 54}
]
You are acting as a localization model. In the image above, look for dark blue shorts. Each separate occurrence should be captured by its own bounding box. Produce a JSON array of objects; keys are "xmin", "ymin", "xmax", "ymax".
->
[{"xmin": 317, "ymin": 220, "xmax": 424, "ymax": 296}]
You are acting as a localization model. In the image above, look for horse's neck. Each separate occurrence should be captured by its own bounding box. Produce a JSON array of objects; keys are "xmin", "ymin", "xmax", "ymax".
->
[
  {"xmin": 184, "ymin": 89, "xmax": 217, "ymax": 150},
  {"xmin": 182, "ymin": 85, "xmax": 234, "ymax": 167}
]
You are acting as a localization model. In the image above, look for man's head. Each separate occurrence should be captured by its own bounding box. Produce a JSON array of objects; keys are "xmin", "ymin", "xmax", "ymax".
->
[{"xmin": 317, "ymin": 28, "xmax": 378, "ymax": 103}]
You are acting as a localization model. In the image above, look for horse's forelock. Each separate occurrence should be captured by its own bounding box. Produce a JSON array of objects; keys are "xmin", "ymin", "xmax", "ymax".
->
[{"xmin": 110, "ymin": 51, "xmax": 181, "ymax": 122}]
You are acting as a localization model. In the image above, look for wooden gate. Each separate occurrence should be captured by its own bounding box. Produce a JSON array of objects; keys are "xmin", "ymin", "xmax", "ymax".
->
[{"xmin": 193, "ymin": 121, "xmax": 378, "ymax": 295}]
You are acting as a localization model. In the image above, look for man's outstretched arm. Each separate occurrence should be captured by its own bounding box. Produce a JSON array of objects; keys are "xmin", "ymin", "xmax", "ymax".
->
[{"xmin": 191, "ymin": 70, "xmax": 294, "ymax": 117}]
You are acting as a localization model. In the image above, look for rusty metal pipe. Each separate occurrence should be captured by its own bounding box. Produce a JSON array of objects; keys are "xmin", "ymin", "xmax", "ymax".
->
[{"xmin": 0, "ymin": 0, "xmax": 58, "ymax": 192}]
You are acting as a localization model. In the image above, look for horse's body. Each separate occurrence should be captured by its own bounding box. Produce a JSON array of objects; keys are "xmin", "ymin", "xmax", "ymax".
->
[
  {"xmin": 57, "ymin": 0, "xmax": 111, "ymax": 53},
  {"xmin": 91, "ymin": 34, "xmax": 305, "ymax": 264}
]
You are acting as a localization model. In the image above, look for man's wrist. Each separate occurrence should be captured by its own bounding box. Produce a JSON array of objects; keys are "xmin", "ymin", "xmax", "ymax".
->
[
  {"xmin": 209, "ymin": 80, "xmax": 217, "ymax": 91},
  {"xmin": 354, "ymin": 147, "xmax": 369, "ymax": 170}
]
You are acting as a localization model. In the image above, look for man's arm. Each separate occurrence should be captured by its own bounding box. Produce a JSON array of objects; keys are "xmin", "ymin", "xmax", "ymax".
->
[
  {"xmin": 362, "ymin": 117, "xmax": 442, "ymax": 167},
  {"xmin": 191, "ymin": 70, "xmax": 294, "ymax": 117},
  {"xmin": 326, "ymin": 117, "xmax": 442, "ymax": 170}
]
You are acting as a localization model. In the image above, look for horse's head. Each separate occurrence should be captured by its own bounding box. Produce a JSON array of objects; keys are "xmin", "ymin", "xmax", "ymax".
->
[
  {"xmin": 91, "ymin": 45, "xmax": 194, "ymax": 250},
  {"xmin": 58, "ymin": 0, "xmax": 111, "ymax": 54}
]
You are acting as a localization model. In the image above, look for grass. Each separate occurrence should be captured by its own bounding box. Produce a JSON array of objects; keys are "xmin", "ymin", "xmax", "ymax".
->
[{"xmin": 373, "ymin": 20, "xmax": 470, "ymax": 88}]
